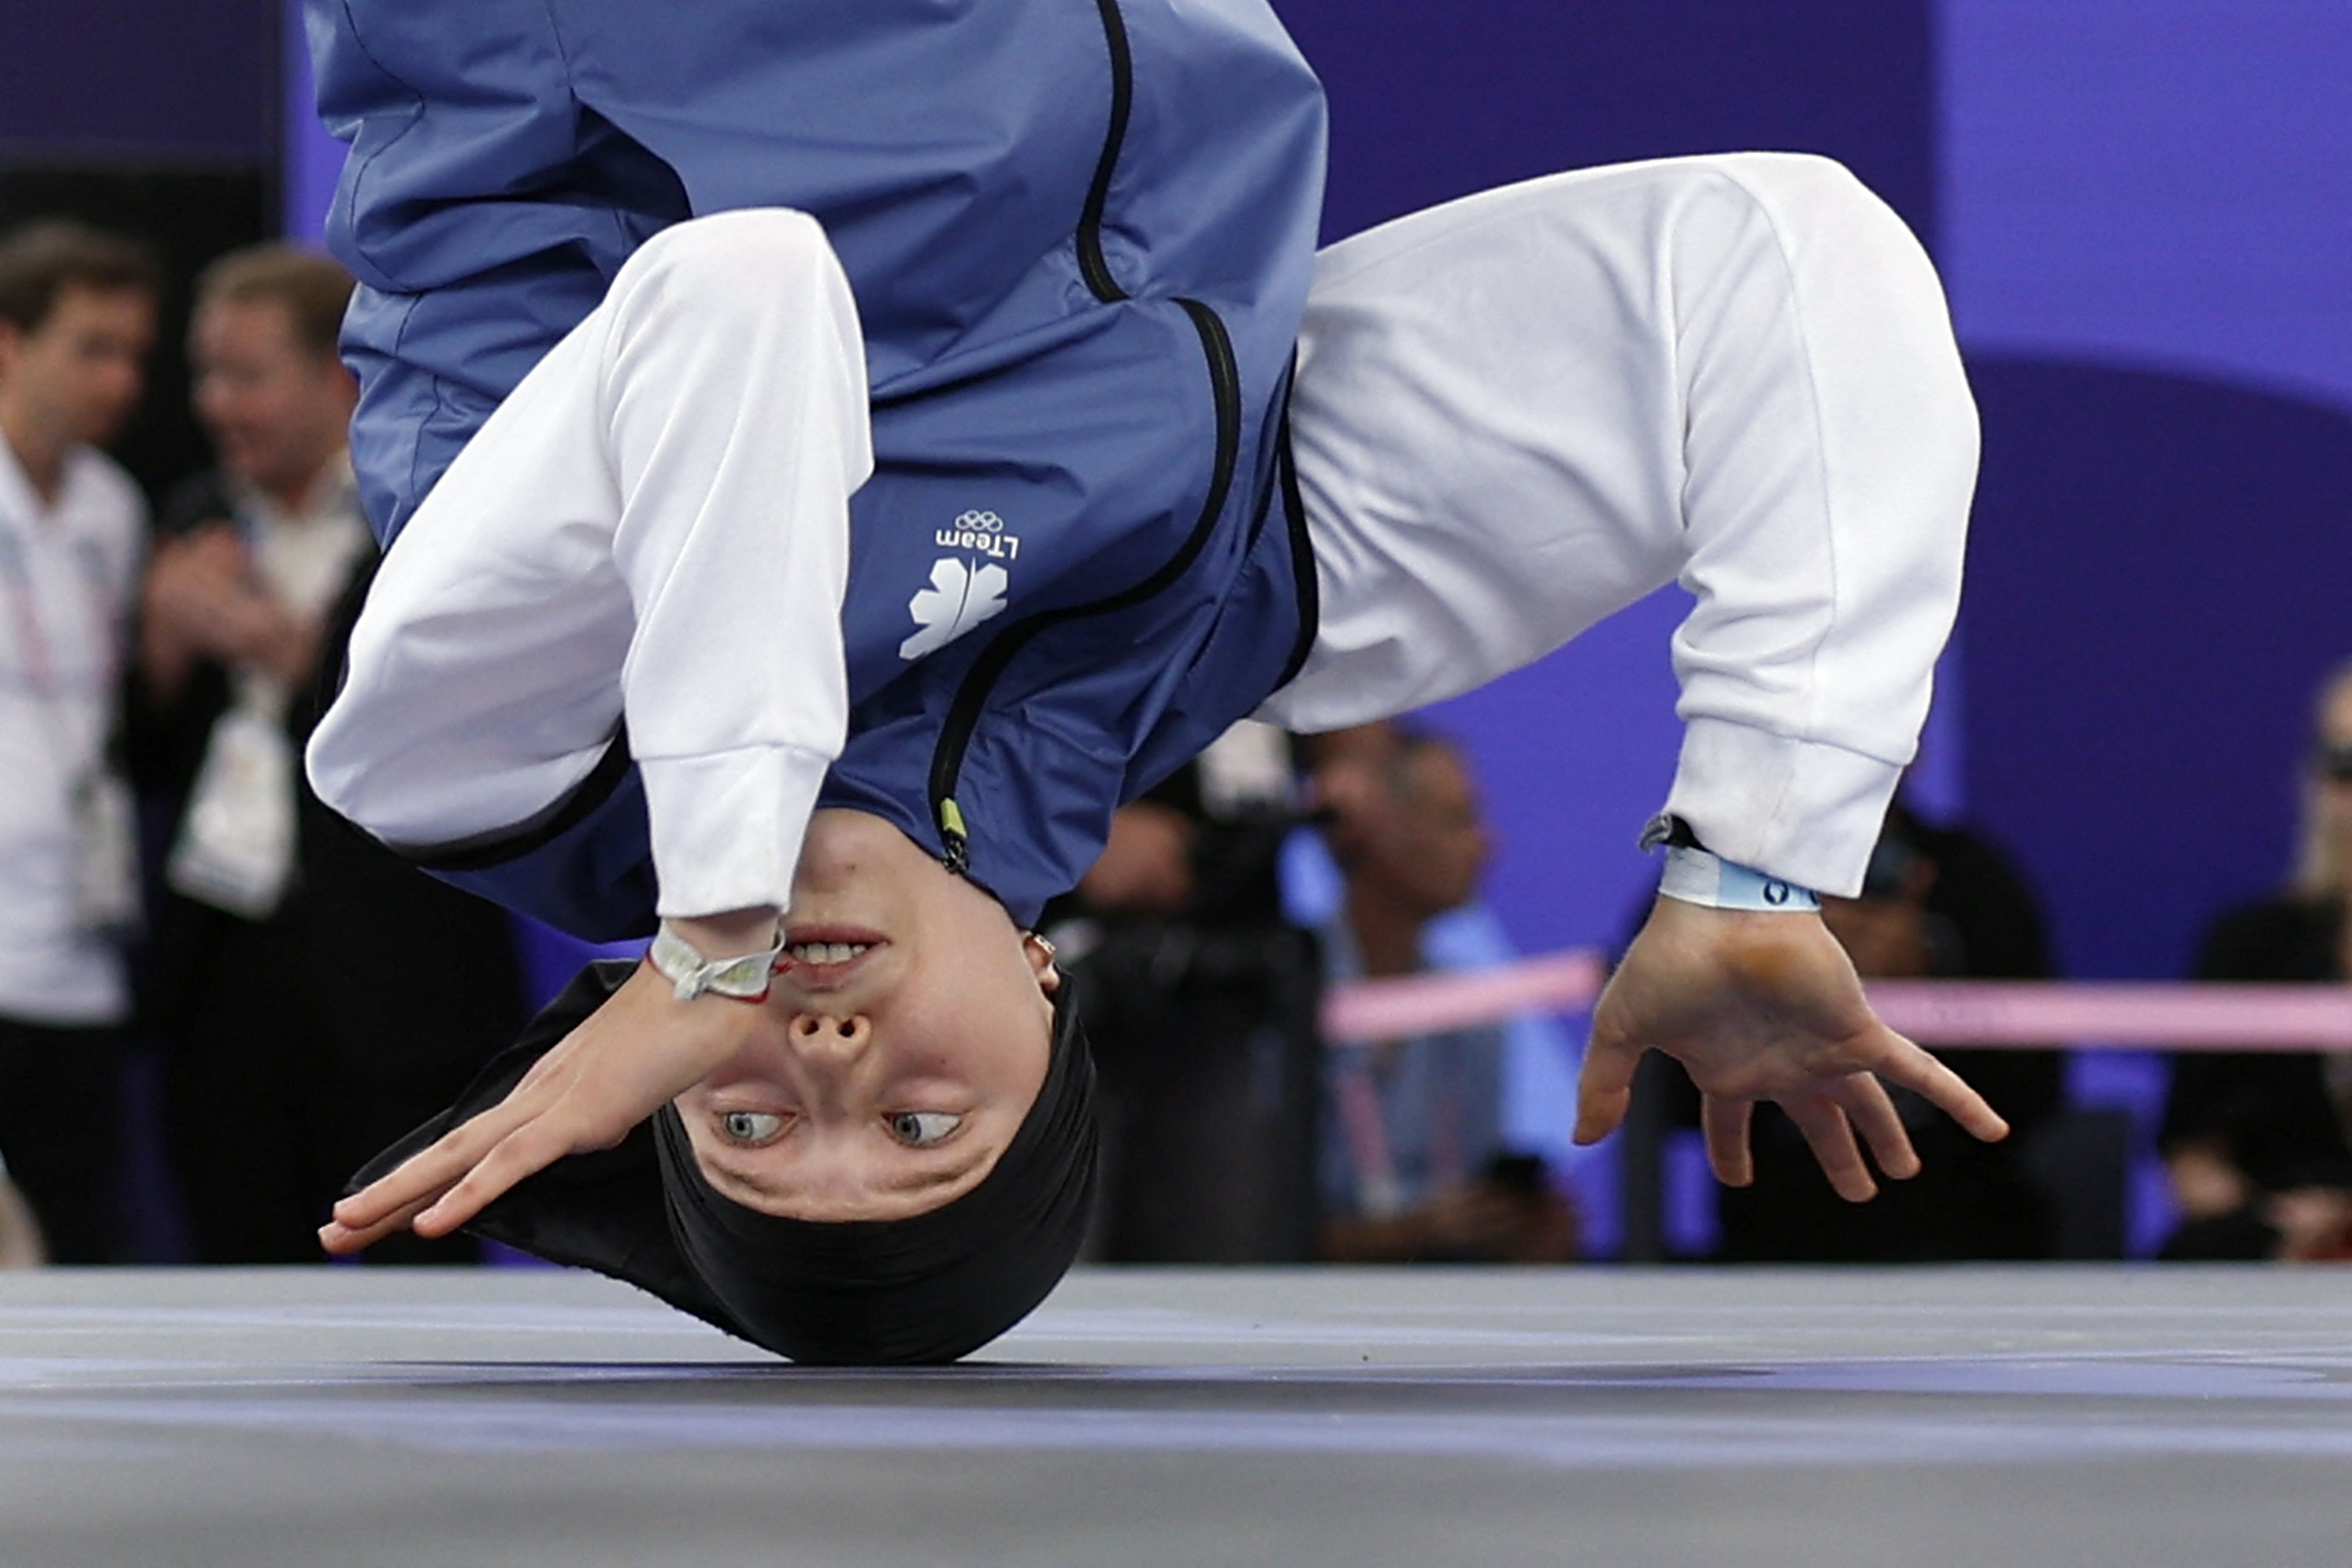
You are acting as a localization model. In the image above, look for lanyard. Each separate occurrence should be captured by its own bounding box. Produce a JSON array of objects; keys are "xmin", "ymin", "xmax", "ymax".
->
[
  {"xmin": 1334, "ymin": 1047, "xmax": 1403, "ymax": 1216},
  {"xmin": 1333, "ymin": 1033, "xmax": 1470, "ymax": 1217},
  {"xmin": 0, "ymin": 511, "xmax": 122, "ymax": 768},
  {"xmin": 0, "ymin": 525, "xmax": 64, "ymax": 699}
]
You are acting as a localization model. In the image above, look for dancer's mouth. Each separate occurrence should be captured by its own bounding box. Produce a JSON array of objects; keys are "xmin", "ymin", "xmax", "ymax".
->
[{"xmin": 775, "ymin": 926, "xmax": 889, "ymax": 989}]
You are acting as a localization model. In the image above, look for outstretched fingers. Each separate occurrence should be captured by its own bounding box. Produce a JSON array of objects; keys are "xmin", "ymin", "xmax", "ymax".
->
[
  {"xmin": 328, "ymin": 1116, "xmax": 511, "ymax": 1234},
  {"xmin": 1873, "ymin": 1028, "xmax": 2010, "ymax": 1143},
  {"xmin": 326, "ymin": 1062, "xmax": 572, "ymax": 1240},
  {"xmin": 410, "ymin": 1118, "xmax": 579, "ymax": 1238},
  {"xmin": 321, "ymin": 1105, "xmax": 574, "ymax": 1250},
  {"xmin": 319, "ymin": 1192, "xmax": 440, "ymax": 1256}
]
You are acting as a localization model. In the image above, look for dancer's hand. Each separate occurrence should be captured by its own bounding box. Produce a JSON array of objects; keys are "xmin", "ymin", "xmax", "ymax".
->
[
  {"xmin": 319, "ymin": 918, "xmax": 775, "ymax": 1254},
  {"xmin": 1573, "ymin": 897, "xmax": 2007, "ymax": 1201}
]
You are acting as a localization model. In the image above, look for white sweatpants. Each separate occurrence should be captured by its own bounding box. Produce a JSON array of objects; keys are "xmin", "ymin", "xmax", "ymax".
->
[
  {"xmin": 309, "ymin": 155, "xmax": 1972, "ymax": 915},
  {"xmin": 1263, "ymin": 154, "xmax": 1976, "ymax": 895}
]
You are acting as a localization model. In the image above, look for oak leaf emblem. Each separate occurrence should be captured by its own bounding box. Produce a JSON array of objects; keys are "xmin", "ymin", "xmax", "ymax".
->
[{"xmin": 899, "ymin": 557, "xmax": 1010, "ymax": 661}]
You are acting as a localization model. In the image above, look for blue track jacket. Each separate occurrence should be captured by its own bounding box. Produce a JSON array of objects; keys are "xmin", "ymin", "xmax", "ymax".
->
[{"xmin": 309, "ymin": 0, "xmax": 1328, "ymax": 934}]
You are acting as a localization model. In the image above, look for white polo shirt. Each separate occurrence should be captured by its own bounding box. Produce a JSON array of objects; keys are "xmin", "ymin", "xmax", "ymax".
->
[{"xmin": 0, "ymin": 438, "xmax": 146, "ymax": 1026}]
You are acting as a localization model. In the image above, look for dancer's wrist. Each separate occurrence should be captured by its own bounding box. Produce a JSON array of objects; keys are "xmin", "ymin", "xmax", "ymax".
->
[
  {"xmin": 1640, "ymin": 814, "xmax": 1818, "ymax": 913},
  {"xmin": 650, "ymin": 909, "xmax": 787, "ymax": 1003},
  {"xmin": 666, "ymin": 907, "xmax": 784, "ymax": 955},
  {"xmin": 1657, "ymin": 846, "xmax": 1820, "ymax": 913}
]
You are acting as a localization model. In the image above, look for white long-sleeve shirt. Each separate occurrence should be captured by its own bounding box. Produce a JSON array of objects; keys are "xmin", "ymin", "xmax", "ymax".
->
[
  {"xmin": 1263, "ymin": 154, "xmax": 1975, "ymax": 896},
  {"xmin": 307, "ymin": 210, "xmax": 871, "ymax": 922}
]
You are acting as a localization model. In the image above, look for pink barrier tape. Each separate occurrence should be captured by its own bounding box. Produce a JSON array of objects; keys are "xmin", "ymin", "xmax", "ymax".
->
[
  {"xmin": 1323, "ymin": 950, "xmax": 1606, "ymax": 1044},
  {"xmin": 1320, "ymin": 952, "xmax": 2352, "ymax": 1052},
  {"xmin": 1865, "ymin": 981, "xmax": 2352, "ymax": 1051}
]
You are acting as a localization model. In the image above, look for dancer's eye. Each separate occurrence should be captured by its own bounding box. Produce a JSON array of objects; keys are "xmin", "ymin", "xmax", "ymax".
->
[
  {"xmin": 720, "ymin": 1111, "xmax": 785, "ymax": 1145},
  {"xmin": 886, "ymin": 1111, "xmax": 962, "ymax": 1147}
]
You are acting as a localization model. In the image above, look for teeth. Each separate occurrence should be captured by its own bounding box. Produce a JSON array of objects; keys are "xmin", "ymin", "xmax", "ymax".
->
[{"xmin": 789, "ymin": 942, "xmax": 869, "ymax": 965}]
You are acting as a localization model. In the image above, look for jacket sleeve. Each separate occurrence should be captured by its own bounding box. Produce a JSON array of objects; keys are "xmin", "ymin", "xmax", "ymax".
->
[
  {"xmin": 307, "ymin": 0, "xmax": 686, "ymax": 543},
  {"xmin": 1267, "ymin": 154, "xmax": 1975, "ymax": 896},
  {"xmin": 305, "ymin": 210, "xmax": 871, "ymax": 926}
]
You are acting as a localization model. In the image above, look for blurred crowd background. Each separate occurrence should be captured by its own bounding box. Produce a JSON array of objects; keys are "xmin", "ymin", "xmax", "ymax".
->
[{"xmin": 5, "ymin": 0, "xmax": 2352, "ymax": 1270}]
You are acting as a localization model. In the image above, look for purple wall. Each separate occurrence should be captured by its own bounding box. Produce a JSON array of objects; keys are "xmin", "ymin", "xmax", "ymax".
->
[
  {"xmin": 1943, "ymin": 2, "xmax": 2352, "ymax": 977},
  {"xmin": 281, "ymin": 0, "xmax": 340, "ymax": 239},
  {"xmin": 0, "ymin": 0, "xmax": 274, "ymax": 161},
  {"xmin": 1944, "ymin": 2, "xmax": 2352, "ymax": 412},
  {"xmin": 1289, "ymin": 2, "xmax": 1935, "ymax": 242}
]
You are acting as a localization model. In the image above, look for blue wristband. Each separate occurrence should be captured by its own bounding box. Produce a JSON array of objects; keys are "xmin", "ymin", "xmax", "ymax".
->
[{"xmin": 1659, "ymin": 845, "xmax": 1820, "ymax": 913}]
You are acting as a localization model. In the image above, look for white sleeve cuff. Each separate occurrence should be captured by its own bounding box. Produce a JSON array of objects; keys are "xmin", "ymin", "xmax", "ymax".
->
[
  {"xmin": 1661, "ymin": 715, "xmax": 1904, "ymax": 897},
  {"xmin": 639, "ymin": 743, "xmax": 832, "ymax": 920}
]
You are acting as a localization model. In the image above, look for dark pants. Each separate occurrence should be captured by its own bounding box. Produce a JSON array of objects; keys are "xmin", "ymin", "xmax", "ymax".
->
[
  {"xmin": 154, "ymin": 831, "xmax": 531, "ymax": 1266},
  {"xmin": 161, "ymin": 906, "xmax": 490, "ymax": 1265},
  {"xmin": 162, "ymin": 911, "xmax": 355, "ymax": 1263},
  {"xmin": 1074, "ymin": 922, "xmax": 1324, "ymax": 1263},
  {"xmin": 0, "ymin": 1013, "xmax": 127, "ymax": 1263}
]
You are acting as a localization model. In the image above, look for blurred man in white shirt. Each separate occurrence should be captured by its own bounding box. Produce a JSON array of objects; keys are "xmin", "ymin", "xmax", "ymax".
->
[{"xmin": 0, "ymin": 219, "xmax": 158, "ymax": 1263}]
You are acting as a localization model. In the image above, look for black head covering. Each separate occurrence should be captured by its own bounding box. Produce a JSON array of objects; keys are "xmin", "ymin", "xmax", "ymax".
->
[{"xmin": 350, "ymin": 958, "xmax": 1098, "ymax": 1364}]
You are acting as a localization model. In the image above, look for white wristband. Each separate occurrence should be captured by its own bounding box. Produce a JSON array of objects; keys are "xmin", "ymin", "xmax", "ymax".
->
[
  {"xmin": 1659, "ymin": 846, "xmax": 1820, "ymax": 913},
  {"xmin": 647, "ymin": 922, "xmax": 785, "ymax": 1002}
]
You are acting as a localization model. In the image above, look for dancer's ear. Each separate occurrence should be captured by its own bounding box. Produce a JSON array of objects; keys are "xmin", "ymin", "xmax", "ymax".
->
[{"xmin": 1022, "ymin": 931, "xmax": 1063, "ymax": 994}]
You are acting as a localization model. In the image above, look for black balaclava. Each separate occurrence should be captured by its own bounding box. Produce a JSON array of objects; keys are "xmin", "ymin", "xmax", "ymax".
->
[{"xmin": 348, "ymin": 958, "xmax": 1098, "ymax": 1365}]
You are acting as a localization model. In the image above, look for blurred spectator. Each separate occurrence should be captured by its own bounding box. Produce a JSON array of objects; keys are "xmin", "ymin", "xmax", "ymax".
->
[
  {"xmin": 0, "ymin": 220, "xmax": 158, "ymax": 1264},
  {"xmin": 1312, "ymin": 724, "xmax": 1578, "ymax": 1263},
  {"xmin": 2160, "ymin": 660, "xmax": 2352, "ymax": 1262},
  {"xmin": 1048, "ymin": 720, "xmax": 1325, "ymax": 1261},
  {"xmin": 132, "ymin": 244, "xmax": 525, "ymax": 1264},
  {"xmin": 1692, "ymin": 799, "xmax": 2064, "ymax": 1260}
]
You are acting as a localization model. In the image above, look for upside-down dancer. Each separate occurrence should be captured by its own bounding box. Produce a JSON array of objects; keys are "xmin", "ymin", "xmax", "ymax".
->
[{"xmin": 303, "ymin": 0, "xmax": 2002, "ymax": 1361}]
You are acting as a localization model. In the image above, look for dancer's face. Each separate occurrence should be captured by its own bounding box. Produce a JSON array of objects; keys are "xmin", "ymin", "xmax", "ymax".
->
[{"xmin": 673, "ymin": 810, "xmax": 1056, "ymax": 1221}]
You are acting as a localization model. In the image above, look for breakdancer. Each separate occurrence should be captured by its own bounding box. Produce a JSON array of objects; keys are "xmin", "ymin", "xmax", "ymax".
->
[{"xmin": 304, "ymin": 0, "xmax": 1999, "ymax": 1361}]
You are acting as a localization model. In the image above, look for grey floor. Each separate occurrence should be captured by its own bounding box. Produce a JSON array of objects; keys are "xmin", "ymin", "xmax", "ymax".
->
[{"xmin": 4, "ymin": 1265, "xmax": 2350, "ymax": 1566}]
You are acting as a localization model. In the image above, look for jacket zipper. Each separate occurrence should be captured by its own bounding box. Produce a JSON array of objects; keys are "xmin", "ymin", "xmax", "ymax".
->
[
  {"xmin": 1076, "ymin": 0, "xmax": 1134, "ymax": 306},
  {"xmin": 928, "ymin": 298, "xmax": 1243, "ymax": 874}
]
